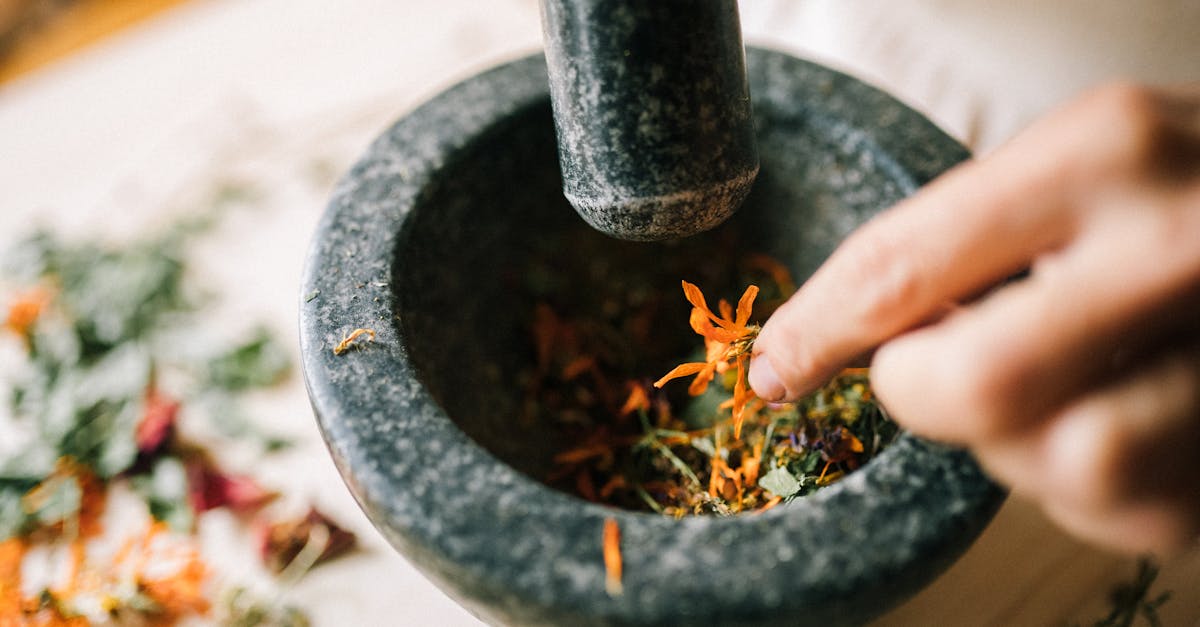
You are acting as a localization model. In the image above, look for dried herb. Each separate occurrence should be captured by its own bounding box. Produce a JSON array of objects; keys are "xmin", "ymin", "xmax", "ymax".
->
[
  {"xmin": 654, "ymin": 281, "xmax": 760, "ymax": 438},
  {"xmin": 602, "ymin": 518, "xmax": 622, "ymax": 597},
  {"xmin": 528, "ymin": 258, "xmax": 898, "ymax": 516},
  {"xmin": 218, "ymin": 587, "xmax": 311, "ymax": 627},
  {"xmin": 258, "ymin": 507, "xmax": 358, "ymax": 575},
  {"xmin": 332, "ymin": 328, "xmax": 375, "ymax": 355},
  {"xmin": 0, "ymin": 216, "xmax": 347, "ymax": 623},
  {"xmin": 207, "ymin": 327, "xmax": 292, "ymax": 391},
  {"xmin": 1074, "ymin": 557, "xmax": 1172, "ymax": 627}
]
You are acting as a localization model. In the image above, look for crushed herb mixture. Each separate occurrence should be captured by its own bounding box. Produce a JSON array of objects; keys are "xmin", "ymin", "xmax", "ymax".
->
[
  {"xmin": 0, "ymin": 215, "xmax": 354, "ymax": 625},
  {"xmin": 525, "ymin": 251, "xmax": 899, "ymax": 517}
]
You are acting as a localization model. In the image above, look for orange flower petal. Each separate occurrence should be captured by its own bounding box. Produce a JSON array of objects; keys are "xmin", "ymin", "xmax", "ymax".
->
[
  {"xmin": 682, "ymin": 280, "xmax": 736, "ymax": 330},
  {"xmin": 731, "ymin": 355, "xmax": 756, "ymax": 439},
  {"xmin": 735, "ymin": 285, "xmax": 760, "ymax": 328},
  {"xmin": 681, "ymin": 280, "xmax": 712, "ymax": 317},
  {"xmin": 653, "ymin": 362, "xmax": 707, "ymax": 388},
  {"xmin": 686, "ymin": 363, "xmax": 716, "ymax": 396},
  {"xmin": 708, "ymin": 456, "xmax": 723, "ymax": 498},
  {"xmin": 692, "ymin": 309, "xmax": 741, "ymax": 343},
  {"xmin": 603, "ymin": 518, "xmax": 623, "ymax": 596},
  {"xmin": 0, "ymin": 538, "xmax": 27, "ymax": 617},
  {"xmin": 718, "ymin": 299, "xmax": 733, "ymax": 322},
  {"xmin": 619, "ymin": 383, "xmax": 651, "ymax": 416},
  {"xmin": 755, "ymin": 495, "xmax": 783, "ymax": 514},
  {"xmin": 688, "ymin": 307, "xmax": 716, "ymax": 336}
]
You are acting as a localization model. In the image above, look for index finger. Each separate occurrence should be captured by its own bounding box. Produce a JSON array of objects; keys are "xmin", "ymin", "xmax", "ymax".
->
[{"xmin": 747, "ymin": 100, "xmax": 1104, "ymax": 401}]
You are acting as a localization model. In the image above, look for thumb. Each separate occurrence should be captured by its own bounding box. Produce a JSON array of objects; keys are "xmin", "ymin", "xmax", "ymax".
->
[
  {"xmin": 747, "ymin": 131, "xmax": 1079, "ymax": 400},
  {"xmin": 748, "ymin": 290, "xmax": 863, "ymax": 402}
]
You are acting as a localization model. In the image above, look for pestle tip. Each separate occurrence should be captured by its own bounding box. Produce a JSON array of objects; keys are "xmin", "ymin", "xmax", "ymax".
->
[{"xmin": 568, "ymin": 166, "xmax": 758, "ymax": 241}]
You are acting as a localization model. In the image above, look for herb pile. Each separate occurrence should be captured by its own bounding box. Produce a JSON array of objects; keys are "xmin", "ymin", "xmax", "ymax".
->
[
  {"xmin": 528, "ymin": 253, "xmax": 899, "ymax": 516},
  {"xmin": 0, "ymin": 220, "xmax": 354, "ymax": 625}
]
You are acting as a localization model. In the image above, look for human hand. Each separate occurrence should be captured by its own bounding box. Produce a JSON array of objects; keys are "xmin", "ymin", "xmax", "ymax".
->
[{"xmin": 748, "ymin": 83, "xmax": 1200, "ymax": 555}]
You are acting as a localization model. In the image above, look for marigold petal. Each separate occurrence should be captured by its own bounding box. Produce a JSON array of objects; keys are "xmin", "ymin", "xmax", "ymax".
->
[
  {"xmin": 653, "ymin": 362, "xmax": 707, "ymax": 388},
  {"xmin": 603, "ymin": 518, "xmax": 623, "ymax": 596},
  {"xmin": 692, "ymin": 309, "xmax": 741, "ymax": 343},
  {"xmin": 708, "ymin": 456, "xmax": 724, "ymax": 498},
  {"xmin": 735, "ymin": 285, "xmax": 760, "ymax": 327},
  {"xmin": 689, "ymin": 307, "xmax": 715, "ymax": 336},
  {"xmin": 686, "ymin": 364, "xmax": 716, "ymax": 396},
  {"xmin": 619, "ymin": 383, "xmax": 651, "ymax": 416},
  {"xmin": 731, "ymin": 355, "xmax": 755, "ymax": 439},
  {"xmin": 681, "ymin": 281, "xmax": 711, "ymax": 315}
]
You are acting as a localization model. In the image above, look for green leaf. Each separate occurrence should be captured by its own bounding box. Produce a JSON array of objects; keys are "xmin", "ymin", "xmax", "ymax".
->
[
  {"xmin": 0, "ymin": 482, "xmax": 35, "ymax": 540},
  {"xmin": 794, "ymin": 449, "xmax": 822, "ymax": 475},
  {"xmin": 206, "ymin": 327, "xmax": 291, "ymax": 391},
  {"xmin": 758, "ymin": 467, "xmax": 801, "ymax": 498},
  {"xmin": 131, "ymin": 457, "xmax": 194, "ymax": 532},
  {"xmin": 28, "ymin": 476, "xmax": 82, "ymax": 527}
]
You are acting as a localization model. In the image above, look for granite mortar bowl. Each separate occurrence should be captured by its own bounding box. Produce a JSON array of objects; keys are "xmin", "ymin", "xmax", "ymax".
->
[{"xmin": 300, "ymin": 49, "xmax": 1005, "ymax": 626}]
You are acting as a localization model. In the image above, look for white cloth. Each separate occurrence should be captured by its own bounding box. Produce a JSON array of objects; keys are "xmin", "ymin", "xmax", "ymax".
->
[{"xmin": 741, "ymin": 0, "xmax": 1200, "ymax": 151}]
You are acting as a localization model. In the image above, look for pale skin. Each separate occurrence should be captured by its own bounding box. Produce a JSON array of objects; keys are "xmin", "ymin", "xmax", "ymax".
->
[{"xmin": 748, "ymin": 82, "xmax": 1200, "ymax": 556}]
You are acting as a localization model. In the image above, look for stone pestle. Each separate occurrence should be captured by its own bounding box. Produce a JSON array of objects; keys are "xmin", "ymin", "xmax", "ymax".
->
[{"xmin": 540, "ymin": 0, "xmax": 759, "ymax": 241}]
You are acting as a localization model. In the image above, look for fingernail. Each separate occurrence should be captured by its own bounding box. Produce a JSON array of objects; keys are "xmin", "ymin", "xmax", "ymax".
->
[{"xmin": 749, "ymin": 356, "xmax": 787, "ymax": 402}]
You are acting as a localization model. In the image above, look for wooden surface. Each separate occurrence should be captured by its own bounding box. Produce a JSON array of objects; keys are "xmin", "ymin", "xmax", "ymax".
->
[
  {"xmin": 0, "ymin": 1, "xmax": 1196, "ymax": 625},
  {"xmin": 0, "ymin": 0, "xmax": 190, "ymax": 84}
]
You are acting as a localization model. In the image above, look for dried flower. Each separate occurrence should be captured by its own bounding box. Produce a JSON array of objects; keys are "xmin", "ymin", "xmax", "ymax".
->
[
  {"xmin": 258, "ymin": 508, "xmax": 357, "ymax": 575},
  {"xmin": 332, "ymin": 328, "xmax": 375, "ymax": 355},
  {"xmin": 603, "ymin": 518, "xmax": 622, "ymax": 596},
  {"xmin": 137, "ymin": 388, "xmax": 181, "ymax": 455},
  {"xmin": 186, "ymin": 459, "xmax": 278, "ymax": 515},
  {"xmin": 619, "ymin": 382, "xmax": 651, "ymax": 417},
  {"xmin": 3, "ymin": 287, "xmax": 51, "ymax": 341},
  {"xmin": 654, "ymin": 281, "xmax": 760, "ymax": 437}
]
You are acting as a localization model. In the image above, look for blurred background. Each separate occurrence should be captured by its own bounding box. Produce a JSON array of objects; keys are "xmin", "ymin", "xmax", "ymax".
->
[{"xmin": 0, "ymin": 1, "xmax": 1198, "ymax": 625}]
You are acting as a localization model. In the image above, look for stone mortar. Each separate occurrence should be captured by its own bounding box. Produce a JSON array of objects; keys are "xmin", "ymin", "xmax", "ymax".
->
[{"xmin": 300, "ymin": 49, "xmax": 1005, "ymax": 626}]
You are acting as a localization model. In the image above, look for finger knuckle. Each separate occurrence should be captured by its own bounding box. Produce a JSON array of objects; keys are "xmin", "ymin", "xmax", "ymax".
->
[
  {"xmin": 841, "ymin": 227, "xmax": 925, "ymax": 331},
  {"xmin": 1077, "ymin": 82, "xmax": 1171, "ymax": 173},
  {"xmin": 1051, "ymin": 409, "xmax": 1132, "ymax": 510},
  {"xmin": 948, "ymin": 352, "xmax": 1029, "ymax": 440},
  {"xmin": 874, "ymin": 341, "xmax": 1021, "ymax": 443}
]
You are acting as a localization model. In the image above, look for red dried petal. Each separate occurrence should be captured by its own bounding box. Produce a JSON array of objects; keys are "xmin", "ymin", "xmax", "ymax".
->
[
  {"xmin": 136, "ymin": 390, "xmax": 179, "ymax": 454},
  {"xmin": 259, "ymin": 507, "xmax": 357, "ymax": 574},
  {"xmin": 187, "ymin": 460, "xmax": 277, "ymax": 514}
]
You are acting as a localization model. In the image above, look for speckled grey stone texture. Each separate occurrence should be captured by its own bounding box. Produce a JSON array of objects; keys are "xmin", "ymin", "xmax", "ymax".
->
[
  {"xmin": 541, "ymin": 0, "xmax": 758, "ymax": 241},
  {"xmin": 301, "ymin": 50, "xmax": 1004, "ymax": 626}
]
